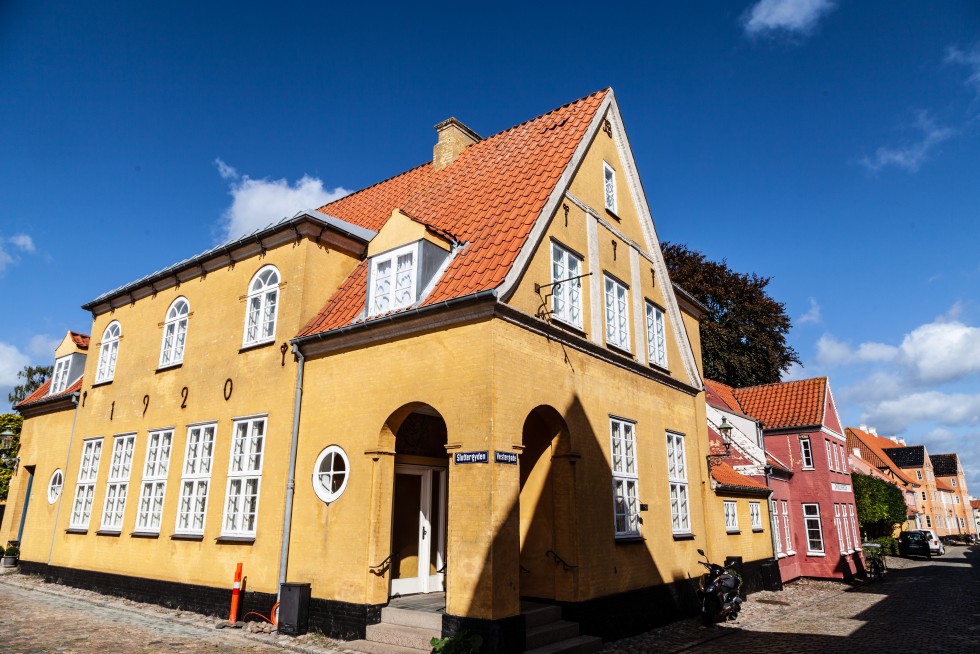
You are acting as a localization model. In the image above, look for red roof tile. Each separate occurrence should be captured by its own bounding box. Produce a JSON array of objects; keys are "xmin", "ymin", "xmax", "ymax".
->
[
  {"xmin": 935, "ymin": 479, "xmax": 954, "ymax": 492},
  {"xmin": 731, "ymin": 377, "xmax": 827, "ymax": 429},
  {"xmin": 298, "ymin": 90, "xmax": 609, "ymax": 337},
  {"xmin": 70, "ymin": 331, "xmax": 90, "ymax": 349},
  {"xmin": 846, "ymin": 427, "xmax": 920, "ymax": 488},
  {"xmin": 704, "ymin": 379, "xmax": 741, "ymax": 412},
  {"xmin": 711, "ymin": 460, "xmax": 768, "ymax": 491},
  {"xmin": 15, "ymin": 376, "xmax": 83, "ymax": 409}
]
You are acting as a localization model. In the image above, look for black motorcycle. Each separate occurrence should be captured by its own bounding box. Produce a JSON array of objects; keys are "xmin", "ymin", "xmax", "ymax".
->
[{"xmin": 695, "ymin": 548, "xmax": 742, "ymax": 625}]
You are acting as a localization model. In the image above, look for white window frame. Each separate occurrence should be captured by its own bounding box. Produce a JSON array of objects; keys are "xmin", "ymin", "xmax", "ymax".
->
[
  {"xmin": 724, "ymin": 501, "xmax": 739, "ymax": 533},
  {"xmin": 175, "ymin": 422, "xmax": 216, "ymax": 535},
  {"xmin": 610, "ymin": 417, "xmax": 639, "ymax": 538},
  {"xmin": 603, "ymin": 161, "xmax": 617, "ymax": 213},
  {"xmin": 850, "ymin": 504, "xmax": 860, "ymax": 549},
  {"xmin": 221, "ymin": 416, "xmax": 267, "ymax": 537},
  {"xmin": 550, "ymin": 241, "xmax": 583, "ymax": 329},
  {"xmin": 825, "ymin": 440, "xmax": 834, "ymax": 472},
  {"xmin": 800, "ymin": 437, "xmax": 814, "ymax": 469},
  {"xmin": 834, "ymin": 504, "xmax": 846, "ymax": 552},
  {"xmin": 771, "ymin": 499, "xmax": 783, "ymax": 555},
  {"xmin": 135, "ymin": 429, "xmax": 174, "ymax": 534},
  {"xmin": 782, "ymin": 500, "xmax": 794, "ymax": 554},
  {"xmin": 368, "ymin": 244, "xmax": 418, "ymax": 318},
  {"xmin": 50, "ymin": 355, "xmax": 71, "ymax": 394},
  {"xmin": 750, "ymin": 501, "xmax": 762, "ymax": 531},
  {"xmin": 839, "ymin": 444, "xmax": 847, "ymax": 471},
  {"xmin": 604, "ymin": 275, "xmax": 630, "ymax": 351},
  {"xmin": 666, "ymin": 431, "xmax": 690, "ymax": 534},
  {"xmin": 48, "ymin": 469, "xmax": 64, "ymax": 504},
  {"xmin": 312, "ymin": 445, "xmax": 350, "ymax": 503},
  {"xmin": 95, "ymin": 321, "xmax": 121, "ymax": 383},
  {"xmin": 243, "ymin": 265, "xmax": 281, "ymax": 347},
  {"xmin": 100, "ymin": 433, "xmax": 136, "ymax": 532},
  {"xmin": 69, "ymin": 438, "xmax": 103, "ymax": 530},
  {"xmin": 645, "ymin": 301, "xmax": 667, "ymax": 368},
  {"xmin": 803, "ymin": 503, "xmax": 825, "ymax": 554},
  {"xmin": 916, "ymin": 470, "xmax": 923, "ymax": 480},
  {"xmin": 925, "ymin": 515, "xmax": 932, "ymax": 528},
  {"xmin": 159, "ymin": 297, "xmax": 189, "ymax": 368}
]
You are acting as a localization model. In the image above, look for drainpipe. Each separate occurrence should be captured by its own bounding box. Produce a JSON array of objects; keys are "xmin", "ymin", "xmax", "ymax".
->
[
  {"xmin": 278, "ymin": 344, "xmax": 305, "ymax": 598},
  {"xmin": 48, "ymin": 392, "xmax": 80, "ymax": 565}
]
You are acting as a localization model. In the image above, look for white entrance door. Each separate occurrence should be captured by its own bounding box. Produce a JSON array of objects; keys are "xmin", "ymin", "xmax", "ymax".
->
[{"xmin": 391, "ymin": 465, "xmax": 446, "ymax": 596}]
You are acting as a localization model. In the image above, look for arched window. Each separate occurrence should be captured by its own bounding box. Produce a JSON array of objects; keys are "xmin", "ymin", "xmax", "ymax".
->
[
  {"xmin": 159, "ymin": 297, "xmax": 189, "ymax": 367},
  {"xmin": 243, "ymin": 266, "xmax": 280, "ymax": 346},
  {"xmin": 312, "ymin": 445, "xmax": 350, "ymax": 503},
  {"xmin": 96, "ymin": 321, "xmax": 121, "ymax": 383}
]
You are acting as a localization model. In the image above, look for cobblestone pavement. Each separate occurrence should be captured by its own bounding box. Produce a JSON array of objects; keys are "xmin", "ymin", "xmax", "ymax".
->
[
  {"xmin": 3, "ymin": 548, "xmax": 978, "ymax": 653},
  {"xmin": 602, "ymin": 545, "xmax": 980, "ymax": 653}
]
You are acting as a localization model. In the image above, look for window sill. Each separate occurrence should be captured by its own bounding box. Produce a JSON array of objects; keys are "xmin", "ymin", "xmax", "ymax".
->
[
  {"xmin": 806, "ymin": 551, "xmax": 826, "ymax": 557},
  {"xmin": 131, "ymin": 531, "xmax": 160, "ymax": 539},
  {"xmin": 239, "ymin": 339, "xmax": 277, "ymax": 354},
  {"xmin": 785, "ymin": 550, "xmax": 796, "ymax": 556},
  {"xmin": 752, "ymin": 528, "xmax": 765, "ymax": 533},
  {"xmin": 155, "ymin": 363, "xmax": 183, "ymax": 374},
  {"xmin": 672, "ymin": 532, "xmax": 696, "ymax": 541},
  {"xmin": 606, "ymin": 342, "xmax": 633, "ymax": 358},
  {"xmin": 776, "ymin": 552, "xmax": 787, "ymax": 559},
  {"xmin": 95, "ymin": 530, "xmax": 121, "ymax": 537},
  {"xmin": 66, "ymin": 528, "xmax": 88, "ymax": 535},
  {"xmin": 649, "ymin": 361, "xmax": 669, "ymax": 374},
  {"xmin": 170, "ymin": 533, "xmax": 204, "ymax": 541},
  {"xmin": 91, "ymin": 379, "xmax": 114, "ymax": 388},
  {"xmin": 216, "ymin": 535, "xmax": 256, "ymax": 544},
  {"xmin": 726, "ymin": 530, "xmax": 741, "ymax": 535},
  {"xmin": 550, "ymin": 317, "xmax": 587, "ymax": 338},
  {"xmin": 801, "ymin": 467, "xmax": 814, "ymax": 471},
  {"xmin": 605, "ymin": 207, "xmax": 621, "ymax": 222}
]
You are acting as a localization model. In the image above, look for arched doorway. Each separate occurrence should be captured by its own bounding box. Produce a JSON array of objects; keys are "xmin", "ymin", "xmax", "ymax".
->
[
  {"xmin": 384, "ymin": 404, "xmax": 449, "ymax": 596},
  {"xmin": 519, "ymin": 406, "xmax": 573, "ymax": 601}
]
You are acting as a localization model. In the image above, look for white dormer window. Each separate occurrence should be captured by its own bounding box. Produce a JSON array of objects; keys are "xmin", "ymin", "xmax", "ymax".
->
[
  {"xmin": 244, "ymin": 265, "xmax": 280, "ymax": 347},
  {"xmin": 369, "ymin": 243, "xmax": 418, "ymax": 316},
  {"xmin": 51, "ymin": 355, "xmax": 72, "ymax": 394},
  {"xmin": 159, "ymin": 297, "xmax": 189, "ymax": 368},
  {"xmin": 96, "ymin": 321, "xmax": 121, "ymax": 383},
  {"xmin": 603, "ymin": 162, "xmax": 617, "ymax": 213}
]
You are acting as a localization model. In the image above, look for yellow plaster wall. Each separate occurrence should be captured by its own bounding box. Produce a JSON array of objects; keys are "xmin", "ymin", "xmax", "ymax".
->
[
  {"xmin": 704, "ymin": 493, "xmax": 774, "ymax": 566},
  {"xmin": 46, "ymin": 236, "xmax": 359, "ymax": 593},
  {"xmin": 0, "ymin": 406, "xmax": 77, "ymax": 556}
]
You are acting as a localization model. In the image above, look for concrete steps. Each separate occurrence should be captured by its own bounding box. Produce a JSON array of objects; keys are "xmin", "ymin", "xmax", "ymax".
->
[
  {"xmin": 363, "ymin": 622, "xmax": 440, "ymax": 650},
  {"xmin": 521, "ymin": 602, "xmax": 601, "ymax": 654}
]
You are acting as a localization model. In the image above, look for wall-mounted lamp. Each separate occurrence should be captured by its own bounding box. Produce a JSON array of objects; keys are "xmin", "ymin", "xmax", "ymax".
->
[
  {"xmin": 0, "ymin": 428, "xmax": 20, "ymax": 473},
  {"xmin": 706, "ymin": 416, "xmax": 734, "ymax": 472}
]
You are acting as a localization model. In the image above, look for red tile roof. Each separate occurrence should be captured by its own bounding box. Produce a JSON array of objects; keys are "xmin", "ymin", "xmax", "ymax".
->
[
  {"xmin": 711, "ymin": 460, "xmax": 768, "ymax": 491},
  {"xmin": 731, "ymin": 377, "xmax": 827, "ymax": 429},
  {"xmin": 971, "ymin": 500, "xmax": 980, "ymax": 511},
  {"xmin": 935, "ymin": 479, "xmax": 954, "ymax": 492},
  {"xmin": 298, "ymin": 89, "xmax": 609, "ymax": 338},
  {"xmin": 70, "ymin": 331, "xmax": 90, "ymax": 349},
  {"xmin": 15, "ymin": 376, "xmax": 83, "ymax": 408},
  {"xmin": 846, "ymin": 427, "xmax": 920, "ymax": 488},
  {"xmin": 704, "ymin": 379, "xmax": 741, "ymax": 412},
  {"xmin": 765, "ymin": 452, "xmax": 792, "ymax": 474}
]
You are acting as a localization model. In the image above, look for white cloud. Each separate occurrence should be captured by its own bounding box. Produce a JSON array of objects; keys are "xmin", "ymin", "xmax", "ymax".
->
[
  {"xmin": 814, "ymin": 334, "xmax": 854, "ymax": 366},
  {"xmin": 9, "ymin": 234, "xmax": 34, "ymax": 252},
  {"xmin": 797, "ymin": 297, "xmax": 821, "ymax": 325},
  {"xmin": 859, "ymin": 111, "xmax": 955, "ymax": 173},
  {"xmin": 0, "ymin": 246, "xmax": 12, "ymax": 273},
  {"xmin": 946, "ymin": 43, "xmax": 980, "ymax": 98},
  {"xmin": 0, "ymin": 341, "xmax": 31, "ymax": 387},
  {"xmin": 898, "ymin": 319, "xmax": 980, "ymax": 384},
  {"xmin": 27, "ymin": 334, "xmax": 62, "ymax": 360},
  {"xmin": 215, "ymin": 159, "xmax": 351, "ymax": 242},
  {"xmin": 742, "ymin": 0, "xmax": 836, "ymax": 37},
  {"xmin": 861, "ymin": 391, "xmax": 980, "ymax": 434}
]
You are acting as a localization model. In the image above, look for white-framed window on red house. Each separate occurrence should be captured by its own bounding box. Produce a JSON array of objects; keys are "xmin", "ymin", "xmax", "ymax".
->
[
  {"xmin": 834, "ymin": 504, "xmax": 845, "ymax": 551},
  {"xmin": 803, "ymin": 503, "xmax": 825, "ymax": 554},
  {"xmin": 771, "ymin": 499, "xmax": 783, "ymax": 555},
  {"xmin": 782, "ymin": 500, "xmax": 793, "ymax": 554},
  {"xmin": 850, "ymin": 504, "xmax": 860, "ymax": 548}
]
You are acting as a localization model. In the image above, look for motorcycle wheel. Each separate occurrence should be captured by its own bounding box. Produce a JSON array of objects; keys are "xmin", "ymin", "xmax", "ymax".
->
[{"xmin": 702, "ymin": 596, "xmax": 720, "ymax": 626}]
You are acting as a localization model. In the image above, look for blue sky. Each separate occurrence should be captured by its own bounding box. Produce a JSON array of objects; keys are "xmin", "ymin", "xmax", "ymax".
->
[{"xmin": 2, "ymin": 1, "xmax": 979, "ymax": 486}]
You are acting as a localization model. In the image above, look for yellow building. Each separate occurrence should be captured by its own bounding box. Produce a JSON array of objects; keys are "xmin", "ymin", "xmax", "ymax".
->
[{"xmin": 6, "ymin": 89, "xmax": 753, "ymax": 650}]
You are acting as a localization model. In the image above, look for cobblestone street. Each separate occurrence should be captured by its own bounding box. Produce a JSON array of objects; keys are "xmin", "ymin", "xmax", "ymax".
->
[{"xmin": 2, "ymin": 547, "xmax": 978, "ymax": 653}]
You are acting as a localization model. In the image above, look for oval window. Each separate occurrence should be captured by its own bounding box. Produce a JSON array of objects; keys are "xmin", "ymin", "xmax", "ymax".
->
[
  {"xmin": 312, "ymin": 446, "xmax": 349, "ymax": 503},
  {"xmin": 48, "ymin": 469, "xmax": 64, "ymax": 504}
]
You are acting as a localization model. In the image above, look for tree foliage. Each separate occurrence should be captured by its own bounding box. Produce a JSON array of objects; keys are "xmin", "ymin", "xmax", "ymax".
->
[
  {"xmin": 661, "ymin": 242, "xmax": 801, "ymax": 387},
  {"xmin": 0, "ymin": 413, "xmax": 23, "ymax": 501},
  {"xmin": 7, "ymin": 365, "xmax": 52, "ymax": 405},
  {"xmin": 852, "ymin": 473, "xmax": 908, "ymax": 539}
]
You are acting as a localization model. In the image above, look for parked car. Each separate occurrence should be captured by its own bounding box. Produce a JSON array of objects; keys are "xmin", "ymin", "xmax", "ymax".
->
[
  {"xmin": 899, "ymin": 531, "xmax": 931, "ymax": 558},
  {"xmin": 917, "ymin": 529, "xmax": 945, "ymax": 555}
]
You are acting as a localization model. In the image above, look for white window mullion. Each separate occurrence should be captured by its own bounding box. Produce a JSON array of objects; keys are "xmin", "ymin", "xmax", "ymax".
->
[
  {"xmin": 604, "ymin": 276, "xmax": 630, "ymax": 351},
  {"xmin": 243, "ymin": 266, "xmax": 281, "ymax": 346},
  {"xmin": 176, "ymin": 423, "xmax": 215, "ymax": 535},
  {"xmin": 70, "ymin": 438, "xmax": 103, "ymax": 530},
  {"xmin": 611, "ymin": 418, "xmax": 639, "ymax": 538},
  {"xmin": 222, "ymin": 417, "xmax": 266, "ymax": 538}
]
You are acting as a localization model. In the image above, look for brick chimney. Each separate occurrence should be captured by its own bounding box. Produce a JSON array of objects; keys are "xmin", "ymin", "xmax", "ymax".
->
[{"xmin": 433, "ymin": 118, "xmax": 481, "ymax": 170}]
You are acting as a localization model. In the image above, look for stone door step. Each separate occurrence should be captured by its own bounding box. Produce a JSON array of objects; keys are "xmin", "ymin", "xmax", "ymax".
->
[
  {"xmin": 521, "ymin": 602, "xmax": 563, "ymax": 629},
  {"xmin": 379, "ymin": 606, "xmax": 443, "ymax": 631},
  {"xmin": 364, "ymin": 622, "xmax": 440, "ymax": 650},
  {"xmin": 526, "ymin": 620, "xmax": 580, "ymax": 650},
  {"xmin": 345, "ymin": 639, "xmax": 431, "ymax": 654}
]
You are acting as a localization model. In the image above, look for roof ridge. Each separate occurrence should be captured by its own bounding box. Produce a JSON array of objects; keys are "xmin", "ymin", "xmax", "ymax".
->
[{"xmin": 734, "ymin": 375, "xmax": 828, "ymax": 393}]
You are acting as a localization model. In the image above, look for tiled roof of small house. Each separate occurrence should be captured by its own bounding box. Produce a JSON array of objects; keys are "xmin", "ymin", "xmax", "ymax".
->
[
  {"xmin": 883, "ymin": 445, "xmax": 925, "ymax": 469},
  {"xmin": 708, "ymin": 427, "xmax": 767, "ymax": 491},
  {"xmin": 935, "ymin": 478, "xmax": 955, "ymax": 492},
  {"xmin": 704, "ymin": 379, "xmax": 742, "ymax": 413},
  {"xmin": 731, "ymin": 377, "xmax": 827, "ymax": 430},
  {"xmin": 15, "ymin": 376, "xmax": 83, "ymax": 409},
  {"xmin": 846, "ymin": 427, "xmax": 920, "ymax": 487},
  {"xmin": 929, "ymin": 453, "xmax": 958, "ymax": 477},
  {"xmin": 297, "ymin": 89, "xmax": 609, "ymax": 338},
  {"xmin": 69, "ymin": 331, "xmax": 90, "ymax": 349}
]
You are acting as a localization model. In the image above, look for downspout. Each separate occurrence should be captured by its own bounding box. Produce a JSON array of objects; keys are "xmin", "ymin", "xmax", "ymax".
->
[
  {"xmin": 48, "ymin": 392, "xmax": 81, "ymax": 565},
  {"xmin": 278, "ymin": 344, "xmax": 305, "ymax": 598}
]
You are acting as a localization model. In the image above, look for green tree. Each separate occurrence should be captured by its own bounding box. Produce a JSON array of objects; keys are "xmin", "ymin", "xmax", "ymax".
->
[
  {"xmin": 0, "ymin": 413, "xmax": 23, "ymax": 501},
  {"xmin": 661, "ymin": 242, "xmax": 801, "ymax": 387},
  {"xmin": 852, "ymin": 473, "xmax": 908, "ymax": 539},
  {"xmin": 8, "ymin": 364, "xmax": 53, "ymax": 405}
]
